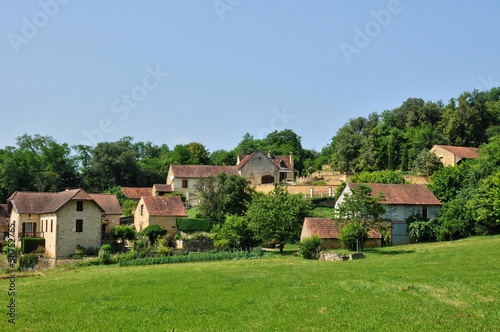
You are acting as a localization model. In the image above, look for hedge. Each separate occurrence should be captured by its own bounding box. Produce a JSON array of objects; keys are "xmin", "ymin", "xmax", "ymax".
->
[
  {"xmin": 177, "ymin": 218, "xmax": 215, "ymax": 232},
  {"xmin": 22, "ymin": 237, "xmax": 45, "ymax": 254}
]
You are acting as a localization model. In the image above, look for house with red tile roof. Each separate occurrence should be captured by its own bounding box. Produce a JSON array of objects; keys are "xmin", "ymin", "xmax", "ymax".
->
[
  {"xmin": 430, "ymin": 145, "xmax": 480, "ymax": 167},
  {"xmin": 134, "ymin": 195, "xmax": 187, "ymax": 233},
  {"xmin": 300, "ymin": 217, "xmax": 382, "ymax": 249},
  {"xmin": 334, "ymin": 183, "xmax": 442, "ymax": 245},
  {"xmin": 121, "ymin": 185, "xmax": 174, "ymax": 202},
  {"xmin": 7, "ymin": 189, "xmax": 121, "ymax": 258},
  {"xmin": 236, "ymin": 150, "xmax": 298, "ymax": 185},
  {"xmin": 166, "ymin": 165, "xmax": 240, "ymax": 202}
]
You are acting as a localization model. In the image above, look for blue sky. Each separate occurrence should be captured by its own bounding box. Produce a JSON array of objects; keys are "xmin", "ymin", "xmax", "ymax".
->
[{"xmin": 1, "ymin": 1, "xmax": 499, "ymax": 153}]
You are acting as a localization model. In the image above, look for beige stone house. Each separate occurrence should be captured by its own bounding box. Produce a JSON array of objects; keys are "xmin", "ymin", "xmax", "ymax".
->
[
  {"xmin": 334, "ymin": 183, "xmax": 442, "ymax": 245},
  {"xmin": 430, "ymin": 145, "xmax": 479, "ymax": 167},
  {"xmin": 134, "ymin": 195, "xmax": 187, "ymax": 234},
  {"xmin": 166, "ymin": 165, "xmax": 240, "ymax": 201},
  {"xmin": 236, "ymin": 150, "xmax": 297, "ymax": 185},
  {"xmin": 300, "ymin": 217, "xmax": 382, "ymax": 249},
  {"xmin": 7, "ymin": 189, "xmax": 121, "ymax": 258},
  {"xmin": 121, "ymin": 185, "xmax": 173, "ymax": 203}
]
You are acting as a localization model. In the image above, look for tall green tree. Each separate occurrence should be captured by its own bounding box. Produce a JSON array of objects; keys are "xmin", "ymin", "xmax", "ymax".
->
[{"xmin": 247, "ymin": 185, "xmax": 311, "ymax": 252}]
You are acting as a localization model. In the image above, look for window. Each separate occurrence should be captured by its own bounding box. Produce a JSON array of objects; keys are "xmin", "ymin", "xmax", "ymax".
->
[
  {"xmin": 422, "ymin": 206, "xmax": 428, "ymax": 219},
  {"xmin": 46, "ymin": 220, "xmax": 48, "ymax": 233},
  {"xmin": 182, "ymin": 179, "xmax": 188, "ymax": 188},
  {"xmin": 140, "ymin": 204, "xmax": 144, "ymax": 216},
  {"xmin": 77, "ymin": 201, "xmax": 83, "ymax": 211},
  {"xmin": 51, "ymin": 220, "xmax": 53, "ymax": 232},
  {"xmin": 76, "ymin": 219, "xmax": 83, "ymax": 232}
]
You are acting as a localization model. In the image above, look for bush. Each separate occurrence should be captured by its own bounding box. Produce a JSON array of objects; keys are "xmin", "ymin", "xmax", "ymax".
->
[
  {"xmin": 177, "ymin": 218, "xmax": 215, "ymax": 232},
  {"xmin": 156, "ymin": 247, "xmax": 173, "ymax": 257},
  {"xmin": 22, "ymin": 237, "xmax": 45, "ymax": 254},
  {"xmin": 109, "ymin": 225, "xmax": 136, "ymax": 242},
  {"xmin": 85, "ymin": 246, "xmax": 99, "ymax": 256},
  {"xmin": 406, "ymin": 214, "xmax": 441, "ymax": 242},
  {"xmin": 140, "ymin": 224, "xmax": 164, "ymax": 244},
  {"xmin": 299, "ymin": 236, "xmax": 323, "ymax": 259},
  {"xmin": 18, "ymin": 253, "xmax": 39, "ymax": 271},
  {"xmin": 100, "ymin": 244, "xmax": 112, "ymax": 252},
  {"xmin": 98, "ymin": 250, "xmax": 112, "ymax": 264},
  {"xmin": 339, "ymin": 223, "xmax": 367, "ymax": 251}
]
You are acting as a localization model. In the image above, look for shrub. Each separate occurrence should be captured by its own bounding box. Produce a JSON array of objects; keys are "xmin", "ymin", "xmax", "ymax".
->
[
  {"xmin": 174, "ymin": 234, "xmax": 182, "ymax": 241},
  {"xmin": 406, "ymin": 214, "xmax": 442, "ymax": 242},
  {"xmin": 177, "ymin": 218, "xmax": 215, "ymax": 232},
  {"xmin": 18, "ymin": 253, "xmax": 39, "ymax": 271},
  {"xmin": 98, "ymin": 250, "xmax": 112, "ymax": 264},
  {"xmin": 299, "ymin": 236, "xmax": 323, "ymax": 259},
  {"xmin": 22, "ymin": 237, "xmax": 45, "ymax": 254},
  {"xmin": 71, "ymin": 245, "xmax": 86, "ymax": 258},
  {"xmin": 85, "ymin": 246, "xmax": 99, "ymax": 256},
  {"xmin": 33, "ymin": 245, "xmax": 45, "ymax": 254},
  {"xmin": 140, "ymin": 224, "xmax": 164, "ymax": 244},
  {"xmin": 100, "ymin": 244, "xmax": 112, "ymax": 252},
  {"xmin": 192, "ymin": 232, "xmax": 211, "ymax": 240},
  {"xmin": 339, "ymin": 223, "xmax": 367, "ymax": 251},
  {"xmin": 109, "ymin": 225, "xmax": 136, "ymax": 242},
  {"xmin": 156, "ymin": 247, "xmax": 173, "ymax": 257}
]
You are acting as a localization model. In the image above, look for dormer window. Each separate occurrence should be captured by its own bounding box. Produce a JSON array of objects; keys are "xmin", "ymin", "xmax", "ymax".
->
[
  {"xmin": 280, "ymin": 160, "xmax": 286, "ymax": 168},
  {"xmin": 77, "ymin": 201, "xmax": 83, "ymax": 211}
]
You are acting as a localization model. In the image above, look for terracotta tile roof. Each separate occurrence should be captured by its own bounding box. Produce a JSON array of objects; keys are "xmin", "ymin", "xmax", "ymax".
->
[
  {"xmin": 152, "ymin": 184, "xmax": 173, "ymax": 193},
  {"xmin": 348, "ymin": 183, "xmax": 442, "ymax": 205},
  {"xmin": 170, "ymin": 165, "xmax": 239, "ymax": 178},
  {"xmin": 433, "ymin": 145, "xmax": 479, "ymax": 159},
  {"xmin": 121, "ymin": 187, "xmax": 152, "ymax": 200},
  {"xmin": 304, "ymin": 218, "xmax": 381, "ymax": 239},
  {"xmin": 236, "ymin": 151, "xmax": 294, "ymax": 171},
  {"xmin": 89, "ymin": 194, "xmax": 122, "ymax": 215},
  {"xmin": 8, "ymin": 189, "xmax": 106, "ymax": 214},
  {"xmin": 0, "ymin": 204, "xmax": 9, "ymax": 228},
  {"xmin": 142, "ymin": 196, "xmax": 187, "ymax": 216},
  {"xmin": 236, "ymin": 152, "xmax": 256, "ymax": 170}
]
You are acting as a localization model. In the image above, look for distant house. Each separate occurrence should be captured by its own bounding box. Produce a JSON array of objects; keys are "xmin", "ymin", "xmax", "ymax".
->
[
  {"xmin": 121, "ymin": 185, "xmax": 173, "ymax": 203},
  {"xmin": 89, "ymin": 194, "xmax": 122, "ymax": 235},
  {"xmin": 300, "ymin": 217, "xmax": 382, "ymax": 249},
  {"xmin": 166, "ymin": 165, "xmax": 240, "ymax": 201},
  {"xmin": 430, "ymin": 145, "xmax": 479, "ymax": 167},
  {"xmin": 134, "ymin": 196, "xmax": 187, "ymax": 234},
  {"xmin": 0, "ymin": 204, "xmax": 9, "ymax": 241},
  {"xmin": 8, "ymin": 189, "xmax": 122, "ymax": 258},
  {"xmin": 236, "ymin": 150, "xmax": 297, "ymax": 185},
  {"xmin": 334, "ymin": 183, "xmax": 442, "ymax": 245}
]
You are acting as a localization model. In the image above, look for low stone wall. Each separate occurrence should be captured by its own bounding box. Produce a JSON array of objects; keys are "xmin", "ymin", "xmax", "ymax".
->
[
  {"xmin": 175, "ymin": 238, "xmax": 214, "ymax": 252},
  {"xmin": 319, "ymin": 251, "xmax": 365, "ymax": 262},
  {"xmin": 252, "ymin": 184, "xmax": 340, "ymax": 197}
]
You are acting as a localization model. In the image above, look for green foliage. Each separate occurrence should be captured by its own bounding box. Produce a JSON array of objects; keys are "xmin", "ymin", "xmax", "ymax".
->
[
  {"xmin": 211, "ymin": 215, "xmax": 258, "ymax": 250},
  {"xmin": 470, "ymin": 171, "xmax": 500, "ymax": 234},
  {"xmin": 18, "ymin": 253, "xmax": 39, "ymax": 271},
  {"xmin": 121, "ymin": 199, "xmax": 138, "ymax": 216},
  {"xmin": 351, "ymin": 170, "xmax": 406, "ymax": 184},
  {"xmin": 156, "ymin": 247, "xmax": 173, "ymax": 257},
  {"xmin": 299, "ymin": 236, "xmax": 323, "ymax": 259},
  {"xmin": 22, "ymin": 237, "xmax": 45, "ymax": 254},
  {"xmin": 109, "ymin": 225, "xmax": 136, "ymax": 242},
  {"xmin": 428, "ymin": 165, "xmax": 466, "ymax": 203},
  {"xmin": 100, "ymin": 244, "xmax": 112, "ymax": 252},
  {"xmin": 103, "ymin": 186, "xmax": 129, "ymax": 206},
  {"xmin": 413, "ymin": 150, "xmax": 443, "ymax": 175},
  {"xmin": 177, "ymin": 218, "xmax": 215, "ymax": 232},
  {"xmin": 195, "ymin": 172, "xmax": 253, "ymax": 223},
  {"xmin": 247, "ymin": 185, "xmax": 311, "ymax": 252},
  {"xmin": 335, "ymin": 184, "xmax": 387, "ymax": 252},
  {"xmin": 140, "ymin": 224, "xmax": 164, "ymax": 244},
  {"xmin": 406, "ymin": 214, "xmax": 441, "ymax": 242},
  {"xmin": 339, "ymin": 223, "xmax": 368, "ymax": 251}
]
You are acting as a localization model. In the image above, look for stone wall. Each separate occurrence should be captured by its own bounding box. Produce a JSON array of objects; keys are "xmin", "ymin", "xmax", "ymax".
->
[
  {"xmin": 175, "ymin": 238, "xmax": 214, "ymax": 252},
  {"xmin": 252, "ymin": 184, "xmax": 339, "ymax": 197}
]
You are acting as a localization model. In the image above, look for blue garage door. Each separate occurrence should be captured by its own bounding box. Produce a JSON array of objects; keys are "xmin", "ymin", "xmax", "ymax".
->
[{"xmin": 392, "ymin": 222, "xmax": 410, "ymax": 246}]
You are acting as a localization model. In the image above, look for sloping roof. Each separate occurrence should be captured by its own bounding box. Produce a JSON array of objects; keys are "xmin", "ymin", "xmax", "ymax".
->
[
  {"xmin": 142, "ymin": 196, "xmax": 187, "ymax": 217},
  {"xmin": 236, "ymin": 151, "xmax": 294, "ymax": 171},
  {"xmin": 347, "ymin": 183, "xmax": 442, "ymax": 205},
  {"xmin": 0, "ymin": 204, "xmax": 9, "ymax": 228},
  {"xmin": 152, "ymin": 184, "xmax": 173, "ymax": 193},
  {"xmin": 121, "ymin": 187, "xmax": 152, "ymax": 200},
  {"xmin": 8, "ymin": 189, "xmax": 105, "ymax": 214},
  {"xmin": 89, "ymin": 194, "xmax": 122, "ymax": 215},
  {"xmin": 433, "ymin": 145, "xmax": 479, "ymax": 159},
  {"xmin": 169, "ymin": 165, "xmax": 239, "ymax": 178},
  {"xmin": 304, "ymin": 218, "xmax": 381, "ymax": 239}
]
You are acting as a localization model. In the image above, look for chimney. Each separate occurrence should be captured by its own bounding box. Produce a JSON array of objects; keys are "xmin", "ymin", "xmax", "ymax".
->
[
  {"xmin": 290, "ymin": 152, "xmax": 294, "ymax": 170},
  {"xmin": 267, "ymin": 150, "xmax": 272, "ymax": 158}
]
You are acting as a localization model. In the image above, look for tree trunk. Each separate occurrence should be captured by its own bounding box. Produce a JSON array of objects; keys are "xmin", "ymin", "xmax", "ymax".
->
[{"xmin": 279, "ymin": 242, "xmax": 285, "ymax": 253}]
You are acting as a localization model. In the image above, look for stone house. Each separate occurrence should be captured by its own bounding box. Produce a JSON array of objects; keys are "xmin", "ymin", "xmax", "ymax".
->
[
  {"xmin": 166, "ymin": 165, "xmax": 240, "ymax": 201},
  {"xmin": 334, "ymin": 183, "xmax": 442, "ymax": 245},
  {"xmin": 89, "ymin": 194, "xmax": 122, "ymax": 235},
  {"xmin": 300, "ymin": 217, "xmax": 382, "ymax": 249},
  {"xmin": 236, "ymin": 150, "xmax": 298, "ymax": 185},
  {"xmin": 7, "ymin": 189, "xmax": 121, "ymax": 258},
  {"xmin": 134, "ymin": 195, "xmax": 187, "ymax": 234},
  {"xmin": 121, "ymin": 185, "xmax": 173, "ymax": 203},
  {"xmin": 430, "ymin": 145, "xmax": 479, "ymax": 167}
]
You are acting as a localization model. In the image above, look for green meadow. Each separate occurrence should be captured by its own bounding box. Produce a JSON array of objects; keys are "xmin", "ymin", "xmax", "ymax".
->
[{"xmin": 1, "ymin": 235, "xmax": 499, "ymax": 331}]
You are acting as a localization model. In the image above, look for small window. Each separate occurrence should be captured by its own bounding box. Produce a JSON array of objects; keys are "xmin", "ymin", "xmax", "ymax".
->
[
  {"xmin": 76, "ymin": 219, "xmax": 83, "ymax": 232},
  {"xmin": 182, "ymin": 179, "xmax": 188, "ymax": 188},
  {"xmin": 46, "ymin": 220, "xmax": 48, "ymax": 233},
  {"xmin": 77, "ymin": 201, "xmax": 83, "ymax": 211},
  {"xmin": 422, "ymin": 206, "xmax": 428, "ymax": 219},
  {"xmin": 51, "ymin": 220, "xmax": 53, "ymax": 232},
  {"xmin": 140, "ymin": 204, "xmax": 144, "ymax": 216}
]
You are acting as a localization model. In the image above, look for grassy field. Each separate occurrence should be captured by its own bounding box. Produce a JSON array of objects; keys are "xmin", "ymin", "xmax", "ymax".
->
[{"xmin": 1, "ymin": 236, "xmax": 499, "ymax": 331}]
